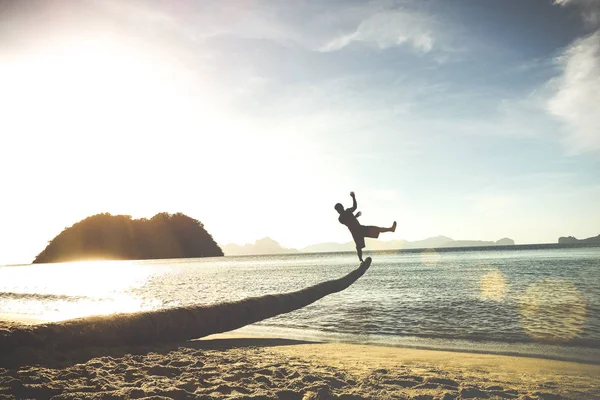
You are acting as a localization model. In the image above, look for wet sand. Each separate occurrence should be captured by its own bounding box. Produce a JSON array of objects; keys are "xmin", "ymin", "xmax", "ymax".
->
[{"xmin": 1, "ymin": 323, "xmax": 598, "ymax": 400}]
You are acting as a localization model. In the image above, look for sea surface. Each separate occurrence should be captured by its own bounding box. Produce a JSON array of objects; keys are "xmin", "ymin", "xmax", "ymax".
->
[{"xmin": 1, "ymin": 246, "xmax": 599, "ymax": 363}]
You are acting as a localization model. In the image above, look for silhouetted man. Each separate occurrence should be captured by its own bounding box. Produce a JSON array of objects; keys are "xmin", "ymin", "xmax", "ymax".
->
[{"xmin": 335, "ymin": 192, "xmax": 396, "ymax": 262}]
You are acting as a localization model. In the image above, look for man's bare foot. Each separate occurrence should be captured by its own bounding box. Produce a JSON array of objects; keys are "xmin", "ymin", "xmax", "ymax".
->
[{"xmin": 391, "ymin": 221, "xmax": 397, "ymax": 232}]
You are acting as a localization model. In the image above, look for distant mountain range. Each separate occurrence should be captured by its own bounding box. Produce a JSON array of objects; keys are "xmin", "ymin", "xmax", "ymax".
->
[
  {"xmin": 221, "ymin": 236, "xmax": 516, "ymax": 256},
  {"xmin": 558, "ymin": 234, "xmax": 600, "ymax": 245}
]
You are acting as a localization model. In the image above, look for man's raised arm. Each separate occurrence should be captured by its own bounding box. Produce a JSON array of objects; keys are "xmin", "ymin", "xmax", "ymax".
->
[{"xmin": 348, "ymin": 191, "xmax": 358, "ymax": 212}]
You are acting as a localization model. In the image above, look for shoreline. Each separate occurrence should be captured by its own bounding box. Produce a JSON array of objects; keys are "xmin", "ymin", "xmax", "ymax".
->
[
  {"xmin": 232, "ymin": 325, "xmax": 600, "ymax": 366},
  {"xmin": 1, "ymin": 332, "xmax": 598, "ymax": 399},
  {"xmin": 217, "ymin": 328, "xmax": 600, "ymax": 367},
  {"xmin": 3, "ymin": 318, "xmax": 599, "ymax": 366}
]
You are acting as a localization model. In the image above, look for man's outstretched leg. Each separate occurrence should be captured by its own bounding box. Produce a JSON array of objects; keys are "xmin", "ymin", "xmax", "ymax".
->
[
  {"xmin": 381, "ymin": 221, "xmax": 396, "ymax": 233},
  {"xmin": 356, "ymin": 247, "xmax": 363, "ymax": 262},
  {"xmin": 367, "ymin": 221, "xmax": 397, "ymax": 236}
]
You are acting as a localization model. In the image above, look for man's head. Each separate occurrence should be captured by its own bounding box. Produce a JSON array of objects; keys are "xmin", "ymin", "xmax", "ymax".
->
[{"xmin": 334, "ymin": 203, "xmax": 344, "ymax": 214}]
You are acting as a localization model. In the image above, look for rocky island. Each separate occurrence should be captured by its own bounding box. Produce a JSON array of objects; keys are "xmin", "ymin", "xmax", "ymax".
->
[{"xmin": 558, "ymin": 234, "xmax": 600, "ymax": 245}]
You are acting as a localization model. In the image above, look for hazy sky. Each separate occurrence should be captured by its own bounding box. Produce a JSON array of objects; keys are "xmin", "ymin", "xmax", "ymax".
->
[{"xmin": 1, "ymin": 0, "xmax": 599, "ymax": 264}]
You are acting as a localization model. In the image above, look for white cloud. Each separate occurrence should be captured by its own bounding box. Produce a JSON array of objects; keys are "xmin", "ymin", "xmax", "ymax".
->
[
  {"xmin": 76, "ymin": 1, "xmax": 446, "ymax": 58},
  {"xmin": 554, "ymin": 0, "xmax": 600, "ymax": 27},
  {"xmin": 547, "ymin": 32, "xmax": 600, "ymax": 153},
  {"xmin": 320, "ymin": 10, "xmax": 436, "ymax": 53}
]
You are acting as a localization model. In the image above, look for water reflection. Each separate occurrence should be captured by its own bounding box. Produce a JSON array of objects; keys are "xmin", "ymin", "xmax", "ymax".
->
[
  {"xmin": 519, "ymin": 279, "xmax": 586, "ymax": 343},
  {"xmin": 420, "ymin": 248, "xmax": 441, "ymax": 267}
]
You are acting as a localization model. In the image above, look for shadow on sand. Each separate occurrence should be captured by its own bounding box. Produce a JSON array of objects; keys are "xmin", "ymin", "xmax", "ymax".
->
[{"xmin": 1, "ymin": 336, "xmax": 317, "ymax": 369}]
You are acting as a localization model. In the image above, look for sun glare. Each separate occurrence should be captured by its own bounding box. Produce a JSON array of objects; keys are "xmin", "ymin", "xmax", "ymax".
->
[
  {"xmin": 0, "ymin": 31, "xmax": 330, "ymax": 259},
  {"xmin": 480, "ymin": 270, "xmax": 507, "ymax": 301},
  {"xmin": 0, "ymin": 260, "xmax": 164, "ymax": 322},
  {"xmin": 420, "ymin": 248, "xmax": 441, "ymax": 266},
  {"xmin": 0, "ymin": 37, "xmax": 205, "ymax": 254},
  {"xmin": 2, "ymin": 39, "xmax": 194, "ymax": 136}
]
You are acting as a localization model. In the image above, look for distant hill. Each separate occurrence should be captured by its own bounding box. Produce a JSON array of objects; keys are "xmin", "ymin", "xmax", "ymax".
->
[
  {"xmin": 495, "ymin": 238, "xmax": 516, "ymax": 246},
  {"xmin": 33, "ymin": 212, "xmax": 223, "ymax": 263},
  {"xmin": 406, "ymin": 236, "xmax": 454, "ymax": 249},
  {"xmin": 221, "ymin": 236, "xmax": 515, "ymax": 256},
  {"xmin": 443, "ymin": 238, "xmax": 515, "ymax": 247},
  {"xmin": 221, "ymin": 237, "xmax": 297, "ymax": 256},
  {"xmin": 558, "ymin": 234, "xmax": 600, "ymax": 245}
]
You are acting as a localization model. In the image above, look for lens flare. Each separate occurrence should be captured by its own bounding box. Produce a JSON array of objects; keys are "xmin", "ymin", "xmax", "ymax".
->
[
  {"xmin": 480, "ymin": 270, "xmax": 507, "ymax": 301},
  {"xmin": 519, "ymin": 279, "xmax": 586, "ymax": 343},
  {"xmin": 420, "ymin": 248, "xmax": 441, "ymax": 267}
]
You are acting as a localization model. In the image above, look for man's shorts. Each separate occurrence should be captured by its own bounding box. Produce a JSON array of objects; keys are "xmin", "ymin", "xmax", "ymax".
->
[{"xmin": 351, "ymin": 225, "xmax": 380, "ymax": 249}]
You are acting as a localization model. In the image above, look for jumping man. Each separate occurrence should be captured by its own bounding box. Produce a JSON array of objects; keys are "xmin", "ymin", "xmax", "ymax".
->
[{"xmin": 335, "ymin": 192, "xmax": 396, "ymax": 262}]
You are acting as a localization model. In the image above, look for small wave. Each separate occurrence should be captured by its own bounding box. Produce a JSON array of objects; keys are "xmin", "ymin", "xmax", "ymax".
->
[
  {"xmin": 0, "ymin": 292, "xmax": 90, "ymax": 302},
  {"xmin": 259, "ymin": 320, "xmax": 600, "ymax": 349},
  {"xmin": 372, "ymin": 330, "xmax": 600, "ymax": 349}
]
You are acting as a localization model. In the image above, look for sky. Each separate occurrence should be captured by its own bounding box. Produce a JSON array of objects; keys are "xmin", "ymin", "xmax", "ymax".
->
[{"xmin": 0, "ymin": 0, "xmax": 599, "ymax": 264}]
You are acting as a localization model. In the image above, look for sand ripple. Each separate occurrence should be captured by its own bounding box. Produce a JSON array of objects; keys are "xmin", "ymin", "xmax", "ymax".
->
[{"xmin": 1, "ymin": 338, "xmax": 598, "ymax": 400}]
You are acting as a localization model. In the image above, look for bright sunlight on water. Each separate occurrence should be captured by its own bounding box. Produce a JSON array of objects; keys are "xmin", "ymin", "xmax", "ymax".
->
[{"xmin": 0, "ymin": 260, "xmax": 165, "ymax": 322}]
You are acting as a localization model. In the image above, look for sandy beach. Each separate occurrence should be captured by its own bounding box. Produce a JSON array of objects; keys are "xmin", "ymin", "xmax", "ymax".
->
[{"xmin": 1, "ymin": 322, "xmax": 599, "ymax": 400}]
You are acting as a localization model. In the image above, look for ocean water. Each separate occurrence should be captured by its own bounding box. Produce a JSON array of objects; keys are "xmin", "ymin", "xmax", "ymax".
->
[{"xmin": 1, "ymin": 246, "xmax": 599, "ymax": 363}]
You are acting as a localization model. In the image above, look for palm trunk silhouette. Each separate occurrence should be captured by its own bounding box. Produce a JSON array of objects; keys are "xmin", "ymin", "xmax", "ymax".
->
[{"xmin": 1, "ymin": 258, "xmax": 372, "ymax": 351}]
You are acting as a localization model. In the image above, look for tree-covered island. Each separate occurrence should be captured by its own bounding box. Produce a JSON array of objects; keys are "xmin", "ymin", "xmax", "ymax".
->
[{"xmin": 33, "ymin": 213, "xmax": 223, "ymax": 263}]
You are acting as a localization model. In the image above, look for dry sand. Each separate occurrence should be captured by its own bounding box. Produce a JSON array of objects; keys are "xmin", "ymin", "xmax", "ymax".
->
[{"xmin": 1, "ymin": 325, "xmax": 599, "ymax": 400}]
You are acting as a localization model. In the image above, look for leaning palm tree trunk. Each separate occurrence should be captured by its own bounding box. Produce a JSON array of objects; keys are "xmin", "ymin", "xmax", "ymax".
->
[{"xmin": 0, "ymin": 258, "xmax": 372, "ymax": 351}]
